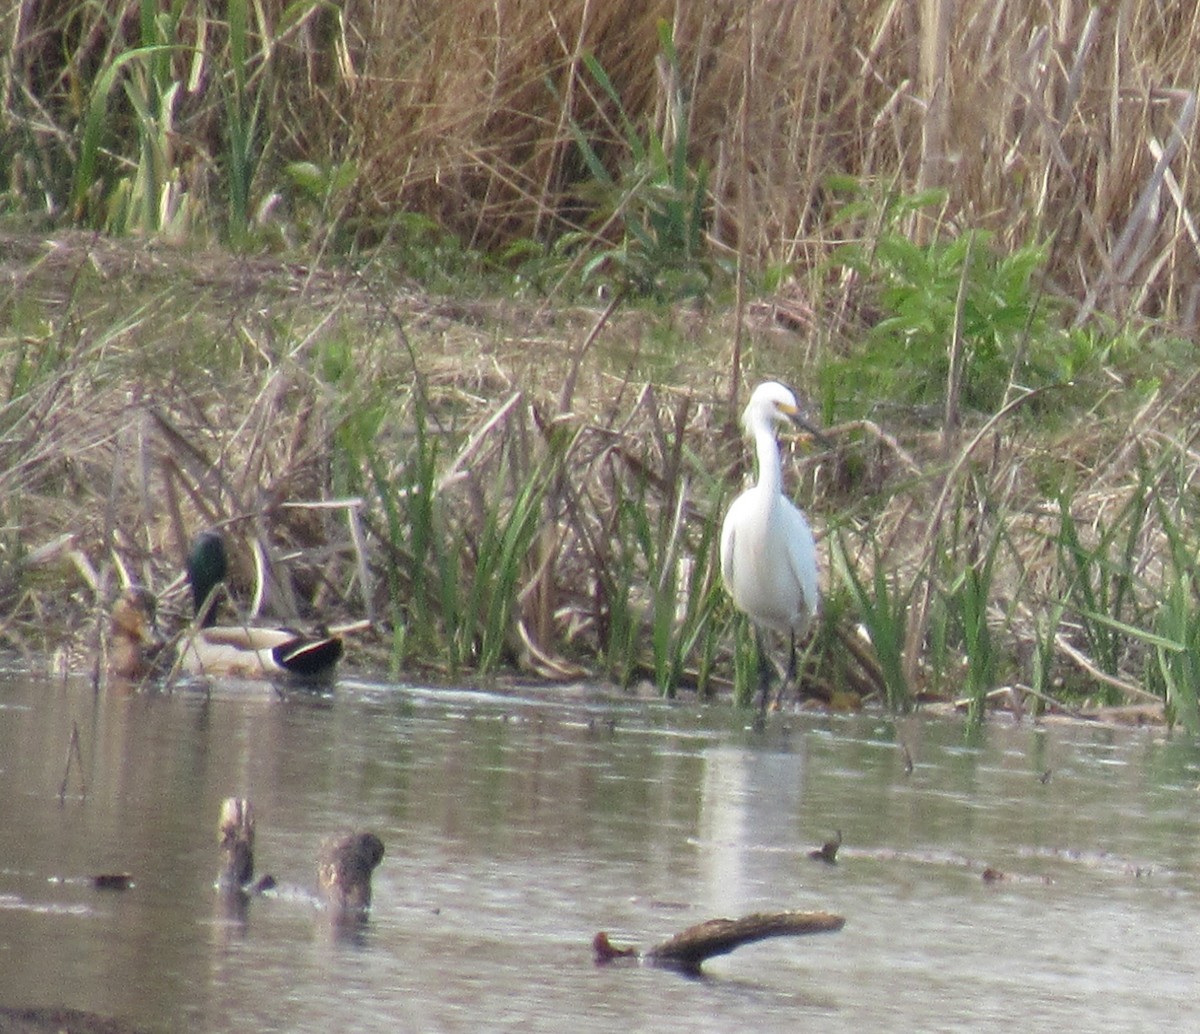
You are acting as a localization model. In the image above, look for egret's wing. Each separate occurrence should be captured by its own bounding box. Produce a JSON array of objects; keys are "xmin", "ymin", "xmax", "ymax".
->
[
  {"xmin": 780, "ymin": 501, "xmax": 820, "ymax": 629},
  {"xmin": 719, "ymin": 511, "xmax": 737, "ymax": 589}
]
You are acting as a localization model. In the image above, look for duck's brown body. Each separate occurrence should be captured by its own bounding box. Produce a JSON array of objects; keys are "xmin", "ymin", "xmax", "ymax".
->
[{"xmin": 107, "ymin": 588, "xmax": 167, "ymax": 680}]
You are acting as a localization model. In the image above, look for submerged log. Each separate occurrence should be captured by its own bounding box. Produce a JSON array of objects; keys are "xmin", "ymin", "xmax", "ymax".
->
[
  {"xmin": 0, "ymin": 1007, "xmax": 146, "ymax": 1034},
  {"xmin": 91, "ymin": 873, "xmax": 134, "ymax": 891},
  {"xmin": 594, "ymin": 909, "xmax": 845, "ymax": 975}
]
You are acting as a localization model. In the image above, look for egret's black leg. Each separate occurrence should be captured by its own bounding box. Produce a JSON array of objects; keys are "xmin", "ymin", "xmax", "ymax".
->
[
  {"xmin": 786, "ymin": 631, "xmax": 798, "ymax": 701},
  {"xmin": 755, "ymin": 627, "xmax": 773, "ymax": 716}
]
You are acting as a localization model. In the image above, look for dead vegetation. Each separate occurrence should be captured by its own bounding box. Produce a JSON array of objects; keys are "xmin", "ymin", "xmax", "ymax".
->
[
  {"xmin": 6, "ymin": 3, "xmax": 1200, "ymax": 717},
  {"xmin": 0, "ymin": 230, "xmax": 736, "ymax": 688},
  {"xmin": 8, "ymin": 2, "xmax": 1200, "ymax": 327},
  {"xmin": 0, "ymin": 230, "xmax": 1196, "ymax": 724}
]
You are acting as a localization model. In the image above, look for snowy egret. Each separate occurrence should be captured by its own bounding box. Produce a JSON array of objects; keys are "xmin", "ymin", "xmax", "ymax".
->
[{"xmin": 719, "ymin": 381, "xmax": 821, "ymax": 711}]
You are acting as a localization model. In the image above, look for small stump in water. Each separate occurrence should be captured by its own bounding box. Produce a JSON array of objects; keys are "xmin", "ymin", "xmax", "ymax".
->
[
  {"xmin": 215, "ymin": 797, "xmax": 275, "ymax": 900},
  {"xmin": 217, "ymin": 797, "xmax": 256, "ymax": 890},
  {"xmin": 317, "ymin": 830, "xmax": 385, "ymax": 915}
]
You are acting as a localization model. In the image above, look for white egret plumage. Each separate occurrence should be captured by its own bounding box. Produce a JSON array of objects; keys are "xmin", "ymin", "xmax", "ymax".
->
[{"xmin": 719, "ymin": 381, "xmax": 821, "ymax": 711}]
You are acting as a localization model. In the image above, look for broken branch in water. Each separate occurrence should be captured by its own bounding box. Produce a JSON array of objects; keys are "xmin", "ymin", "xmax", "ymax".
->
[
  {"xmin": 594, "ymin": 909, "xmax": 845, "ymax": 975},
  {"xmin": 58, "ymin": 721, "xmax": 86, "ymax": 801},
  {"xmin": 808, "ymin": 830, "xmax": 842, "ymax": 865}
]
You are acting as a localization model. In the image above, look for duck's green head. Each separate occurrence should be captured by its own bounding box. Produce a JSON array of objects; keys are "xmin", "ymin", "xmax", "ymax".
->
[{"xmin": 187, "ymin": 531, "xmax": 229, "ymax": 627}]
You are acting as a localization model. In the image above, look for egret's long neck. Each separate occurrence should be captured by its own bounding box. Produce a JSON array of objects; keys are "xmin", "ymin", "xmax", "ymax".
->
[{"xmin": 753, "ymin": 423, "xmax": 783, "ymax": 500}]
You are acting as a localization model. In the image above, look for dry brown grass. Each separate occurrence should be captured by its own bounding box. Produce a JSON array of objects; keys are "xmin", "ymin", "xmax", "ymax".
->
[
  {"xmin": 1, "ymin": 229, "xmax": 1198, "ymax": 717},
  {"xmin": 9, "ymin": 1, "xmax": 1200, "ymax": 325},
  {"xmin": 333, "ymin": 0, "xmax": 1200, "ymax": 324},
  {"xmin": 0, "ymin": 230, "xmax": 738, "ymax": 683},
  {"xmin": 8, "ymin": 0, "xmax": 1200, "ymax": 711}
]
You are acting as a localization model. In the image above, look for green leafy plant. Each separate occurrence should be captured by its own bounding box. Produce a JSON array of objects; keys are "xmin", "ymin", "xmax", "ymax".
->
[
  {"xmin": 71, "ymin": 1, "xmax": 205, "ymax": 235},
  {"xmin": 224, "ymin": 0, "xmax": 260, "ymax": 244},
  {"xmin": 1144, "ymin": 480, "xmax": 1200, "ymax": 731},
  {"xmin": 1150, "ymin": 581, "xmax": 1200, "ymax": 733},
  {"xmin": 596, "ymin": 422, "xmax": 725, "ymax": 696},
  {"xmin": 72, "ymin": 43, "xmax": 174, "ymax": 229},
  {"xmin": 834, "ymin": 531, "xmax": 913, "ymax": 712},
  {"xmin": 547, "ymin": 20, "xmax": 714, "ymax": 300},
  {"xmin": 942, "ymin": 538, "xmax": 1002, "ymax": 731},
  {"xmin": 825, "ymin": 185, "xmax": 1057, "ymax": 420},
  {"xmin": 1054, "ymin": 480, "xmax": 1148, "ymax": 694},
  {"xmin": 461, "ymin": 435, "xmax": 569, "ymax": 674}
]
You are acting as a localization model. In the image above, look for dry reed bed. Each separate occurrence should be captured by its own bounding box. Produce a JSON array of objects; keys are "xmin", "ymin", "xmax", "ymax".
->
[
  {"xmin": 2, "ymin": 234, "xmax": 1198, "ymax": 717},
  {"xmin": 0, "ymin": 234, "xmax": 731, "ymax": 685},
  {"xmin": 9, "ymin": 1, "xmax": 1200, "ymax": 327}
]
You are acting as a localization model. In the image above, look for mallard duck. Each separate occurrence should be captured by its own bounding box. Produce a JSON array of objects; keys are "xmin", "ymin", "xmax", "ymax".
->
[
  {"xmin": 108, "ymin": 587, "xmax": 167, "ymax": 679},
  {"xmin": 180, "ymin": 530, "xmax": 344, "ymax": 679}
]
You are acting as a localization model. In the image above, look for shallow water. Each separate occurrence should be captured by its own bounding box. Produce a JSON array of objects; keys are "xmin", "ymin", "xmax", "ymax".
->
[{"xmin": 0, "ymin": 667, "xmax": 1197, "ymax": 1033}]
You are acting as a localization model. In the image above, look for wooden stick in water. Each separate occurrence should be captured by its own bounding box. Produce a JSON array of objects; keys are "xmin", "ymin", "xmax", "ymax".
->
[
  {"xmin": 594, "ymin": 909, "xmax": 845, "ymax": 975},
  {"xmin": 58, "ymin": 721, "xmax": 86, "ymax": 801}
]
